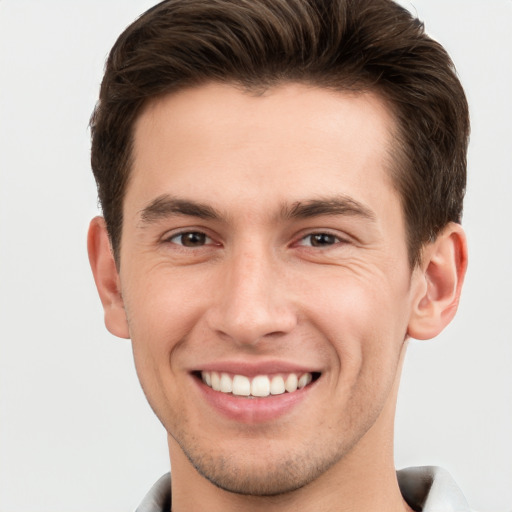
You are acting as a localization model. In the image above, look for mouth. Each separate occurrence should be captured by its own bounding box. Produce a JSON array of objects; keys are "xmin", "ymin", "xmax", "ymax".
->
[{"xmin": 196, "ymin": 371, "xmax": 321, "ymax": 398}]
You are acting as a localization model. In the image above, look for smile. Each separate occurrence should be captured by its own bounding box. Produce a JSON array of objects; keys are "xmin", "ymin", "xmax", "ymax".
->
[{"xmin": 200, "ymin": 371, "xmax": 316, "ymax": 398}]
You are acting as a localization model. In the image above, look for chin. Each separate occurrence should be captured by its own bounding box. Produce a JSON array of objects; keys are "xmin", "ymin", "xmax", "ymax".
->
[
  {"xmin": 194, "ymin": 459, "xmax": 317, "ymax": 496},
  {"xmin": 179, "ymin": 436, "xmax": 345, "ymax": 497}
]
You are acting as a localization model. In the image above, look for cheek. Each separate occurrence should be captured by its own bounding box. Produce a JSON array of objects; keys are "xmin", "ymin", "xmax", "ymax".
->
[
  {"xmin": 122, "ymin": 262, "xmax": 209, "ymax": 339},
  {"xmin": 119, "ymin": 269, "xmax": 205, "ymax": 401},
  {"xmin": 121, "ymin": 270, "xmax": 206, "ymax": 427},
  {"xmin": 304, "ymin": 268, "xmax": 412, "ymax": 365}
]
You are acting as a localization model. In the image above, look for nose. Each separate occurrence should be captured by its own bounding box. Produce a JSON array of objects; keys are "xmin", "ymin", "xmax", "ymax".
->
[{"xmin": 205, "ymin": 247, "xmax": 297, "ymax": 346}]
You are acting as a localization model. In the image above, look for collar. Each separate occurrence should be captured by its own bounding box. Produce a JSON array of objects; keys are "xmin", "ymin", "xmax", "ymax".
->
[{"xmin": 397, "ymin": 466, "xmax": 473, "ymax": 511}]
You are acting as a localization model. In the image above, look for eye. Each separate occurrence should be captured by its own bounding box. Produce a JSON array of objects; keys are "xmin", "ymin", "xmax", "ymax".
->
[
  {"xmin": 298, "ymin": 233, "xmax": 344, "ymax": 247},
  {"xmin": 167, "ymin": 231, "xmax": 213, "ymax": 247}
]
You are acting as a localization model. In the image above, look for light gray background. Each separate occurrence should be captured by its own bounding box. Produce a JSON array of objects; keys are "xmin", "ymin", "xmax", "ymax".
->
[{"xmin": 0, "ymin": 1, "xmax": 510, "ymax": 511}]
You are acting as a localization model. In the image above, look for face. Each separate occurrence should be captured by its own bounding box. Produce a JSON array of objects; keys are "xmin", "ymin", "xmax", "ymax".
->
[{"xmin": 115, "ymin": 83, "xmax": 424, "ymax": 495}]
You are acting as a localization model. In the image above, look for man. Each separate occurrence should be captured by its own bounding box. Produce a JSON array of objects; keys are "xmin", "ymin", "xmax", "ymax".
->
[{"xmin": 87, "ymin": 0, "xmax": 471, "ymax": 510}]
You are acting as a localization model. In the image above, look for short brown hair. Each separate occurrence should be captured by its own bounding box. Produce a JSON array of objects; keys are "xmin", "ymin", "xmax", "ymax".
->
[{"xmin": 90, "ymin": 0, "xmax": 469, "ymax": 266}]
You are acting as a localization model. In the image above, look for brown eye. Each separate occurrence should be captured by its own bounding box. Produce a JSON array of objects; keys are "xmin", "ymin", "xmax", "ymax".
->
[
  {"xmin": 307, "ymin": 233, "xmax": 339, "ymax": 247},
  {"xmin": 170, "ymin": 231, "xmax": 210, "ymax": 247}
]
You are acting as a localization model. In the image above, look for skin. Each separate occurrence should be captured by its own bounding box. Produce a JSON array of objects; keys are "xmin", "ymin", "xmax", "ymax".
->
[{"xmin": 89, "ymin": 83, "xmax": 467, "ymax": 512}]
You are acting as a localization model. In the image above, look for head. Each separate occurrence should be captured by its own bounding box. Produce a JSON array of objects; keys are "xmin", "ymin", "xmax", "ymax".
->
[
  {"xmin": 90, "ymin": 0, "xmax": 469, "ymax": 269},
  {"xmin": 88, "ymin": 0, "xmax": 469, "ymax": 503}
]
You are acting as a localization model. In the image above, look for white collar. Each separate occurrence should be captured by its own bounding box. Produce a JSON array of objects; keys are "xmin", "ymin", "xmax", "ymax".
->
[{"xmin": 397, "ymin": 466, "xmax": 473, "ymax": 511}]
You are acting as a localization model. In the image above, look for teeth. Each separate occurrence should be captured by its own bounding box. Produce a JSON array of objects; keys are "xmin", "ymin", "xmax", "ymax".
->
[
  {"xmin": 251, "ymin": 375, "xmax": 270, "ymax": 397},
  {"xmin": 202, "ymin": 371, "xmax": 212, "ymax": 387},
  {"xmin": 211, "ymin": 371, "xmax": 221, "ymax": 391},
  {"xmin": 270, "ymin": 376, "xmax": 285, "ymax": 395},
  {"xmin": 298, "ymin": 373, "xmax": 312, "ymax": 389},
  {"xmin": 285, "ymin": 373, "xmax": 298, "ymax": 393},
  {"xmin": 200, "ymin": 371, "xmax": 314, "ymax": 397},
  {"xmin": 232, "ymin": 375, "xmax": 250, "ymax": 396},
  {"xmin": 220, "ymin": 373, "xmax": 233, "ymax": 393}
]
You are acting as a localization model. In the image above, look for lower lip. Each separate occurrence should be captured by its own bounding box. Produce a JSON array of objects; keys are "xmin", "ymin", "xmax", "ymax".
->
[{"xmin": 194, "ymin": 376, "xmax": 315, "ymax": 424}]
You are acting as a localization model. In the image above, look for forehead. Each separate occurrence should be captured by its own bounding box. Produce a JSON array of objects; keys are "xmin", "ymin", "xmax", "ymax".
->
[
  {"xmin": 134, "ymin": 83, "xmax": 395, "ymax": 153},
  {"xmin": 128, "ymin": 83, "xmax": 400, "ymax": 220}
]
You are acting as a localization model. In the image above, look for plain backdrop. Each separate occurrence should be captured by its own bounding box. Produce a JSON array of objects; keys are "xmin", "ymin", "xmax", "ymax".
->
[{"xmin": 0, "ymin": 1, "xmax": 511, "ymax": 511}]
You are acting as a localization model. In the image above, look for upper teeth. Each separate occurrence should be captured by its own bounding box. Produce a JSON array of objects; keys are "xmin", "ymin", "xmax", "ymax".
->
[{"xmin": 201, "ymin": 371, "xmax": 313, "ymax": 397}]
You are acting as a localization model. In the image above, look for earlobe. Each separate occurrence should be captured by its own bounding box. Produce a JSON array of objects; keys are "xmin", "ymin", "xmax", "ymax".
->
[
  {"xmin": 87, "ymin": 217, "xmax": 130, "ymax": 339},
  {"xmin": 407, "ymin": 223, "xmax": 468, "ymax": 340}
]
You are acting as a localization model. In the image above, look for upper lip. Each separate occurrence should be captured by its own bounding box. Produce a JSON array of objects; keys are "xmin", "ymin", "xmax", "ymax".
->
[{"xmin": 192, "ymin": 360, "xmax": 322, "ymax": 377}]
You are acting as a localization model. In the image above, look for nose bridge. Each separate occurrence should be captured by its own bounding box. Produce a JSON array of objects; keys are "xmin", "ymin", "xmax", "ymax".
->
[{"xmin": 208, "ymin": 243, "xmax": 296, "ymax": 345}]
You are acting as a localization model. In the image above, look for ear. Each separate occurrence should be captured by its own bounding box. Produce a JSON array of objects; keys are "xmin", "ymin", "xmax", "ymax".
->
[
  {"xmin": 87, "ymin": 217, "xmax": 130, "ymax": 339},
  {"xmin": 407, "ymin": 222, "xmax": 468, "ymax": 340}
]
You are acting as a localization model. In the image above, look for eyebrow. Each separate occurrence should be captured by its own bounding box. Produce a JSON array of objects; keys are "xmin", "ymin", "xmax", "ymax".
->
[
  {"xmin": 282, "ymin": 196, "xmax": 376, "ymax": 222},
  {"xmin": 139, "ymin": 195, "xmax": 219, "ymax": 224},
  {"xmin": 138, "ymin": 193, "xmax": 376, "ymax": 226}
]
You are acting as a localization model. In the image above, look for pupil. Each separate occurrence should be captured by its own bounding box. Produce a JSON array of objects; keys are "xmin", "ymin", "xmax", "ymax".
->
[
  {"xmin": 182, "ymin": 232, "xmax": 205, "ymax": 246},
  {"xmin": 311, "ymin": 233, "xmax": 335, "ymax": 246}
]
